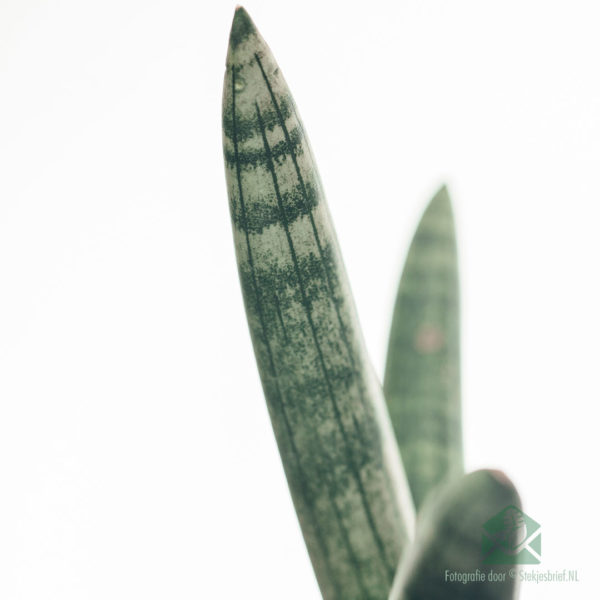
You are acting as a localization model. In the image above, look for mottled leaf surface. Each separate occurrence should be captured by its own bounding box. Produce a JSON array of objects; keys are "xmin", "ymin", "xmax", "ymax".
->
[
  {"xmin": 389, "ymin": 470, "xmax": 521, "ymax": 600},
  {"xmin": 384, "ymin": 186, "xmax": 463, "ymax": 510},
  {"xmin": 222, "ymin": 7, "xmax": 414, "ymax": 600}
]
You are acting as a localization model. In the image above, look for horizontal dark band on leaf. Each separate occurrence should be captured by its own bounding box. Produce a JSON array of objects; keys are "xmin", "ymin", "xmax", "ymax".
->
[
  {"xmin": 237, "ymin": 249, "xmax": 343, "ymax": 315},
  {"xmin": 223, "ymin": 96, "xmax": 293, "ymax": 144},
  {"xmin": 229, "ymin": 180, "xmax": 319, "ymax": 234},
  {"xmin": 224, "ymin": 125, "xmax": 304, "ymax": 170},
  {"xmin": 395, "ymin": 286, "xmax": 459, "ymax": 303}
]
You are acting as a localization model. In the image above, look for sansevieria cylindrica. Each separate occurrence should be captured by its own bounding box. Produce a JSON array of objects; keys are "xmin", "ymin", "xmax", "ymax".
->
[{"xmin": 222, "ymin": 7, "xmax": 414, "ymax": 599}]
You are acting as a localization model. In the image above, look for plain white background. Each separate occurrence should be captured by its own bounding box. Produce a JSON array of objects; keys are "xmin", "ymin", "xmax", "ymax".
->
[{"xmin": 1, "ymin": 1, "xmax": 598, "ymax": 598}]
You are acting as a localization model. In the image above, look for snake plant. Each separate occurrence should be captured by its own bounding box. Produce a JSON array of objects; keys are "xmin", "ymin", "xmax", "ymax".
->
[{"xmin": 222, "ymin": 7, "xmax": 520, "ymax": 600}]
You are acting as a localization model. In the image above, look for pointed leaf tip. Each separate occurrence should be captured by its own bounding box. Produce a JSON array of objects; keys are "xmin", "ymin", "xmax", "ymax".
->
[
  {"xmin": 428, "ymin": 183, "xmax": 452, "ymax": 212},
  {"xmin": 229, "ymin": 5, "xmax": 255, "ymax": 50}
]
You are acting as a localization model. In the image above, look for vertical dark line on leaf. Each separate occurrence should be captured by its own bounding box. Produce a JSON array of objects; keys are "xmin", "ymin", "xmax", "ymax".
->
[
  {"xmin": 273, "ymin": 291, "xmax": 289, "ymax": 343},
  {"xmin": 230, "ymin": 66, "xmax": 338, "ymax": 594},
  {"xmin": 256, "ymin": 99, "xmax": 393, "ymax": 583}
]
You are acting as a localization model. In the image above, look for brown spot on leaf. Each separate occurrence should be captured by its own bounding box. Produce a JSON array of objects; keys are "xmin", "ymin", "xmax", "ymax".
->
[{"xmin": 414, "ymin": 324, "xmax": 445, "ymax": 354}]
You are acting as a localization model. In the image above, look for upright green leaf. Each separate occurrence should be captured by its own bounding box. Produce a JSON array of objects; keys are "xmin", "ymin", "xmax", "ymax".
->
[
  {"xmin": 384, "ymin": 186, "xmax": 462, "ymax": 510},
  {"xmin": 222, "ymin": 7, "xmax": 414, "ymax": 599},
  {"xmin": 389, "ymin": 469, "xmax": 521, "ymax": 600}
]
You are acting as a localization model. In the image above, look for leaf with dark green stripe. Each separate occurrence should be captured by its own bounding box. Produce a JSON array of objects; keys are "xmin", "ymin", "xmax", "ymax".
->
[
  {"xmin": 384, "ymin": 186, "xmax": 463, "ymax": 510},
  {"xmin": 389, "ymin": 469, "xmax": 521, "ymax": 600},
  {"xmin": 222, "ymin": 7, "xmax": 414, "ymax": 599}
]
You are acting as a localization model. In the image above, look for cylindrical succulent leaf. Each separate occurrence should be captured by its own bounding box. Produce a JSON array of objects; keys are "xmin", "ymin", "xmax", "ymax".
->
[
  {"xmin": 384, "ymin": 185, "xmax": 463, "ymax": 510},
  {"xmin": 222, "ymin": 7, "xmax": 414, "ymax": 599},
  {"xmin": 389, "ymin": 469, "xmax": 521, "ymax": 600}
]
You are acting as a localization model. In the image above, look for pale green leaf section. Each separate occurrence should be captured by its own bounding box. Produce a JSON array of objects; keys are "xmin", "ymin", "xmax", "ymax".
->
[
  {"xmin": 389, "ymin": 469, "xmax": 521, "ymax": 600},
  {"xmin": 222, "ymin": 7, "xmax": 414, "ymax": 599},
  {"xmin": 384, "ymin": 186, "xmax": 463, "ymax": 510}
]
